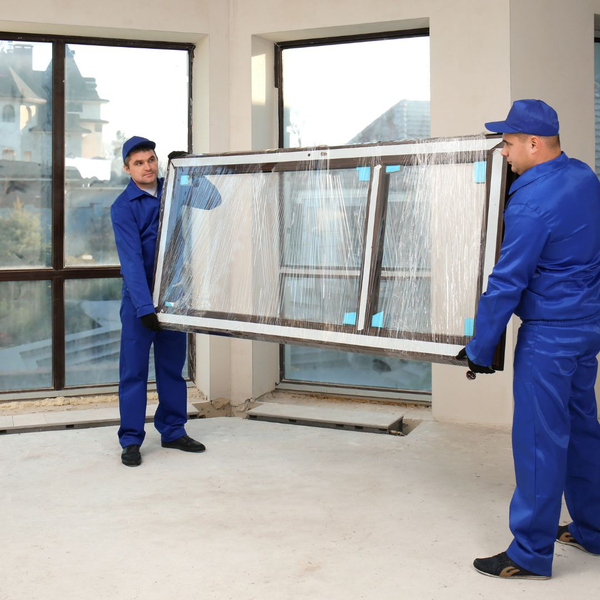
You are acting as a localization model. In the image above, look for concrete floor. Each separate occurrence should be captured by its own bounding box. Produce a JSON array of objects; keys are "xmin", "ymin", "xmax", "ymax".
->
[{"xmin": 1, "ymin": 410, "xmax": 598, "ymax": 599}]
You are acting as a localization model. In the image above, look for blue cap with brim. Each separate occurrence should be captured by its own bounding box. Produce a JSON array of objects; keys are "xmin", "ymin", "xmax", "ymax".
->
[
  {"xmin": 122, "ymin": 136, "xmax": 156, "ymax": 162},
  {"xmin": 485, "ymin": 99, "xmax": 559, "ymax": 136}
]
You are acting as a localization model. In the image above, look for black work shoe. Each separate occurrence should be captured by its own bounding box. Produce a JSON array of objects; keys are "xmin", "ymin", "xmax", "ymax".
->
[
  {"xmin": 161, "ymin": 434, "xmax": 206, "ymax": 453},
  {"xmin": 121, "ymin": 444, "xmax": 142, "ymax": 467},
  {"xmin": 473, "ymin": 552, "xmax": 550, "ymax": 580},
  {"xmin": 557, "ymin": 524, "xmax": 600, "ymax": 556}
]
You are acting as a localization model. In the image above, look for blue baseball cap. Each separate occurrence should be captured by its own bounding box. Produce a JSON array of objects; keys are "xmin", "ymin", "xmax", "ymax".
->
[
  {"xmin": 122, "ymin": 136, "xmax": 156, "ymax": 162},
  {"xmin": 485, "ymin": 99, "xmax": 559, "ymax": 136}
]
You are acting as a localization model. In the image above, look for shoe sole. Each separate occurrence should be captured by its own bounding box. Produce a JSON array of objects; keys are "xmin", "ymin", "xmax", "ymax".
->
[
  {"xmin": 161, "ymin": 443, "xmax": 206, "ymax": 453},
  {"xmin": 122, "ymin": 459, "xmax": 141, "ymax": 467},
  {"xmin": 473, "ymin": 565, "xmax": 550, "ymax": 580},
  {"xmin": 556, "ymin": 539, "xmax": 600, "ymax": 556}
]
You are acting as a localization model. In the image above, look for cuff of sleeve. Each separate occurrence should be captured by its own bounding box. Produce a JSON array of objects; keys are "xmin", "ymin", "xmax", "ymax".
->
[
  {"xmin": 465, "ymin": 340, "xmax": 494, "ymax": 367},
  {"xmin": 136, "ymin": 304, "xmax": 156, "ymax": 318}
]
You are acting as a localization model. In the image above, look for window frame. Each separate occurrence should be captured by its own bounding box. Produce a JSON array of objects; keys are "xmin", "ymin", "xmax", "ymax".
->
[
  {"xmin": 0, "ymin": 31, "xmax": 194, "ymax": 397},
  {"xmin": 153, "ymin": 137, "xmax": 508, "ymax": 369},
  {"xmin": 274, "ymin": 28, "xmax": 430, "ymax": 149},
  {"xmin": 274, "ymin": 29, "xmax": 438, "ymax": 393}
]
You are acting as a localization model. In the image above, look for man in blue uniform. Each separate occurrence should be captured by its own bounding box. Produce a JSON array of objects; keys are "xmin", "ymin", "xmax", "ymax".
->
[
  {"xmin": 457, "ymin": 100, "xmax": 600, "ymax": 579},
  {"xmin": 111, "ymin": 136, "xmax": 205, "ymax": 467}
]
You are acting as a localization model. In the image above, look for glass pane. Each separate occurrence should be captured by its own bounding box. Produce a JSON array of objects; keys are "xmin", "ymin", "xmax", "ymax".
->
[
  {"xmin": 281, "ymin": 36, "xmax": 432, "ymax": 392},
  {"xmin": 377, "ymin": 160, "xmax": 487, "ymax": 339},
  {"xmin": 282, "ymin": 36, "xmax": 430, "ymax": 147},
  {"xmin": 160, "ymin": 169, "xmax": 278, "ymax": 317},
  {"xmin": 375, "ymin": 277, "xmax": 432, "ymax": 335},
  {"xmin": 64, "ymin": 278, "xmax": 188, "ymax": 386},
  {"xmin": 282, "ymin": 168, "xmax": 369, "ymax": 268},
  {"xmin": 284, "ymin": 344, "xmax": 432, "ymax": 392},
  {"xmin": 0, "ymin": 41, "xmax": 52, "ymax": 269},
  {"xmin": 282, "ymin": 276, "xmax": 360, "ymax": 325},
  {"xmin": 0, "ymin": 280, "xmax": 52, "ymax": 390},
  {"xmin": 64, "ymin": 278, "xmax": 122, "ymax": 386},
  {"xmin": 64, "ymin": 44, "xmax": 189, "ymax": 266},
  {"xmin": 382, "ymin": 166, "xmax": 431, "ymax": 271},
  {"xmin": 159, "ymin": 164, "xmax": 369, "ymax": 325}
]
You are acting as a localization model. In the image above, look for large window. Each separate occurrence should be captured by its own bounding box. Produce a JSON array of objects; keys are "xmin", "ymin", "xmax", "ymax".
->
[
  {"xmin": 0, "ymin": 35, "xmax": 191, "ymax": 395},
  {"xmin": 275, "ymin": 31, "xmax": 433, "ymax": 395},
  {"xmin": 154, "ymin": 138, "xmax": 506, "ymax": 370}
]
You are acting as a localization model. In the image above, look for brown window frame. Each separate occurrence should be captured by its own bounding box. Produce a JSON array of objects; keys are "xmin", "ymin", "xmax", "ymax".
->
[
  {"xmin": 0, "ymin": 32, "xmax": 194, "ymax": 397},
  {"xmin": 274, "ymin": 28, "xmax": 430, "ymax": 149},
  {"xmin": 154, "ymin": 137, "xmax": 508, "ymax": 369}
]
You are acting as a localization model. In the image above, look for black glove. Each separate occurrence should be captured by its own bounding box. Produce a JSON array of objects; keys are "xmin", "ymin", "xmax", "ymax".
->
[
  {"xmin": 456, "ymin": 347, "xmax": 495, "ymax": 374},
  {"xmin": 168, "ymin": 150, "xmax": 188, "ymax": 161},
  {"xmin": 140, "ymin": 313, "xmax": 162, "ymax": 332}
]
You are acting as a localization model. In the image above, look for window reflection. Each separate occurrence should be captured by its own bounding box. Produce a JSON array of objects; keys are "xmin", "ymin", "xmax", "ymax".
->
[
  {"xmin": 64, "ymin": 278, "xmax": 188, "ymax": 386},
  {"xmin": 64, "ymin": 278, "xmax": 122, "ymax": 386},
  {"xmin": 64, "ymin": 44, "xmax": 189, "ymax": 267},
  {"xmin": 0, "ymin": 280, "xmax": 52, "ymax": 391},
  {"xmin": 0, "ymin": 41, "xmax": 52, "ymax": 269}
]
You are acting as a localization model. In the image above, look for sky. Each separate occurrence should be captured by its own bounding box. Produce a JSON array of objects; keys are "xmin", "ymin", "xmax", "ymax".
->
[
  {"xmin": 30, "ymin": 42, "xmax": 189, "ymax": 165},
  {"xmin": 21, "ymin": 35, "xmax": 431, "ymax": 160},
  {"xmin": 282, "ymin": 36, "xmax": 430, "ymax": 146}
]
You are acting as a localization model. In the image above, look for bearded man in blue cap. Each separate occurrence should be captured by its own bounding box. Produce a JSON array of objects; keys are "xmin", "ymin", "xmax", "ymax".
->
[
  {"xmin": 111, "ymin": 136, "xmax": 206, "ymax": 467},
  {"xmin": 457, "ymin": 99, "xmax": 600, "ymax": 579}
]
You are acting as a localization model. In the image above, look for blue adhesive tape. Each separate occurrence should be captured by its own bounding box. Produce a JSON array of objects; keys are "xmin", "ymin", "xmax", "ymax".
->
[
  {"xmin": 473, "ymin": 162, "xmax": 486, "ymax": 184},
  {"xmin": 343, "ymin": 312, "xmax": 357, "ymax": 325},
  {"xmin": 386, "ymin": 165, "xmax": 400, "ymax": 173},
  {"xmin": 356, "ymin": 167, "xmax": 370, "ymax": 182},
  {"xmin": 180, "ymin": 175, "xmax": 190, "ymax": 185},
  {"xmin": 464, "ymin": 317, "xmax": 475, "ymax": 336},
  {"xmin": 372, "ymin": 311, "xmax": 384, "ymax": 328}
]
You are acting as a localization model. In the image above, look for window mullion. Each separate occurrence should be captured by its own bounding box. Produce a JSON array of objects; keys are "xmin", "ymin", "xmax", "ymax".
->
[
  {"xmin": 51, "ymin": 39, "xmax": 66, "ymax": 390},
  {"xmin": 356, "ymin": 164, "xmax": 383, "ymax": 332}
]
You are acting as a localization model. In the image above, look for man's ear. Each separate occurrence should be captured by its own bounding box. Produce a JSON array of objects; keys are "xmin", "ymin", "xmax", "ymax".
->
[
  {"xmin": 123, "ymin": 163, "xmax": 130, "ymax": 175},
  {"xmin": 529, "ymin": 135, "xmax": 540, "ymax": 153}
]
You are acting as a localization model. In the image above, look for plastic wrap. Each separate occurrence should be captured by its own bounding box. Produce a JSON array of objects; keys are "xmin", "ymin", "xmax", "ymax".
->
[{"xmin": 153, "ymin": 136, "xmax": 507, "ymax": 365}]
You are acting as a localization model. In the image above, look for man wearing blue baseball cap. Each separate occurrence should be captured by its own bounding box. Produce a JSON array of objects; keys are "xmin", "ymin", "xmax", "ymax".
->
[
  {"xmin": 457, "ymin": 100, "xmax": 600, "ymax": 579},
  {"xmin": 111, "ymin": 136, "xmax": 206, "ymax": 467}
]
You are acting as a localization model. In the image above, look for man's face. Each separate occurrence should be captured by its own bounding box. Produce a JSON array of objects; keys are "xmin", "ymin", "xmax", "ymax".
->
[
  {"xmin": 124, "ymin": 149, "xmax": 158, "ymax": 189},
  {"xmin": 500, "ymin": 133, "xmax": 535, "ymax": 175}
]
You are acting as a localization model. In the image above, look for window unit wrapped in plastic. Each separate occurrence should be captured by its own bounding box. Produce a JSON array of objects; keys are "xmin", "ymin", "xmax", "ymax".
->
[{"xmin": 153, "ymin": 136, "xmax": 508, "ymax": 368}]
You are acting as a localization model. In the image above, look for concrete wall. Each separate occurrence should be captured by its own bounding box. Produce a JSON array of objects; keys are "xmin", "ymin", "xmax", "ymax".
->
[{"xmin": 2, "ymin": 0, "xmax": 598, "ymax": 423}]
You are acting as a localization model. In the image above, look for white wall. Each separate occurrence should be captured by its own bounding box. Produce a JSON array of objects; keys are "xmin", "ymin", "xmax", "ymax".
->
[
  {"xmin": 2, "ymin": 0, "xmax": 598, "ymax": 423},
  {"xmin": 510, "ymin": 0, "xmax": 596, "ymax": 165}
]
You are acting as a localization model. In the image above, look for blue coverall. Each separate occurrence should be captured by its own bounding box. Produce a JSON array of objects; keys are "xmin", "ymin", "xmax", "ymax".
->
[
  {"xmin": 466, "ymin": 152, "xmax": 600, "ymax": 576},
  {"xmin": 111, "ymin": 177, "xmax": 188, "ymax": 448}
]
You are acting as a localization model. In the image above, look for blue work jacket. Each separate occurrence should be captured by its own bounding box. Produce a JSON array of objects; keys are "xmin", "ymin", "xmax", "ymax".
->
[
  {"xmin": 111, "ymin": 177, "xmax": 164, "ymax": 318},
  {"xmin": 467, "ymin": 152, "xmax": 600, "ymax": 366}
]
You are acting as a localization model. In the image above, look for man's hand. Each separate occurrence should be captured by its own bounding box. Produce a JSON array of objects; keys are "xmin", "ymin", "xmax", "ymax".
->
[
  {"xmin": 140, "ymin": 313, "xmax": 162, "ymax": 332},
  {"xmin": 456, "ymin": 348, "xmax": 495, "ymax": 374},
  {"xmin": 168, "ymin": 150, "xmax": 188, "ymax": 161}
]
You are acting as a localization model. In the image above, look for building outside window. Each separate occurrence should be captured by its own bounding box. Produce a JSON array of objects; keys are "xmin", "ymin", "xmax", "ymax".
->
[
  {"xmin": 277, "ymin": 31, "xmax": 432, "ymax": 398},
  {"xmin": 0, "ymin": 36, "xmax": 191, "ymax": 396},
  {"xmin": 2, "ymin": 104, "xmax": 16, "ymax": 122}
]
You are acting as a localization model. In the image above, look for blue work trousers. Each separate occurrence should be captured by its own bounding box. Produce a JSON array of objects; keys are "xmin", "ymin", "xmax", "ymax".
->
[
  {"xmin": 117, "ymin": 295, "xmax": 188, "ymax": 447},
  {"xmin": 507, "ymin": 314, "xmax": 600, "ymax": 576}
]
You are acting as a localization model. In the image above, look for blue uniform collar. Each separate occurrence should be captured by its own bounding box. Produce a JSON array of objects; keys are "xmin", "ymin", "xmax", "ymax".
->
[
  {"xmin": 509, "ymin": 152, "xmax": 568, "ymax": 195},
  {"xmin": 125, "ymin": 177, "xmax": 164, "ymax": 201}
]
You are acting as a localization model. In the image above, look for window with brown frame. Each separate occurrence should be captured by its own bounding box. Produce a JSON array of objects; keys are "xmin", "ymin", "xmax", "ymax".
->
[
  {"xmin": 0, "ymin": 34, "xmax": 193, "ymax": 396},
  {"xmin": 154, "ymin": 136, "xmax": 507, "ymax": 368}
]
